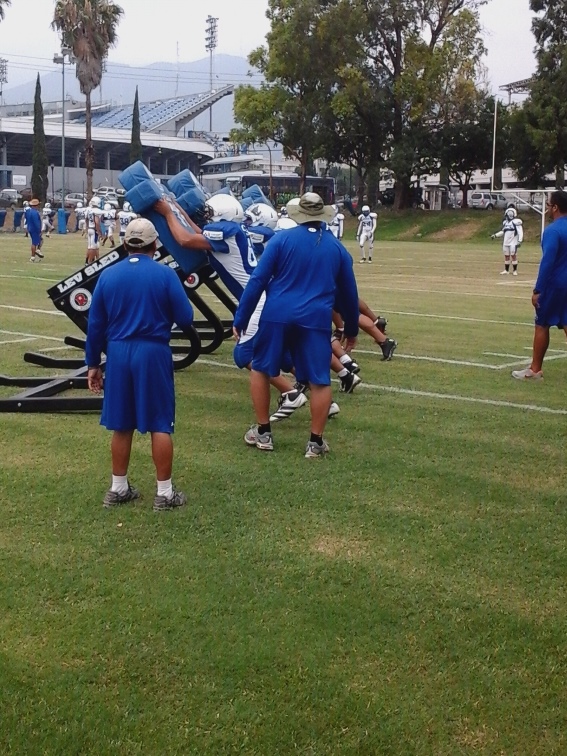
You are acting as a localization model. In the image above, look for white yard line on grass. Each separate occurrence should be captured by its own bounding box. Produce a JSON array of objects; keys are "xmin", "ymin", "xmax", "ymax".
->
[
  {"xmin": 0, "ymin": 337, "xmax": 35, "ymax": 346},
  {"xmin": 196, "ymin": 358, "xmax": 567, "ymax": 416},
  {"xmin": 381, "ymin": 310, "xmax": 534, "ymax": 328},
  {"xmin": 0, "ymin": 274, "xmax": 60, "ymax": 282},
  {"xmin": 0, "ymin": 329, "xmax": 64, "ymax": 342},
  {"xmin": 0, "ymin": 305, "xmax": 64, "ymax": 316},
  {"xmin": 366, "ymin": 285, "xmax": 527, "ymax": 300}
]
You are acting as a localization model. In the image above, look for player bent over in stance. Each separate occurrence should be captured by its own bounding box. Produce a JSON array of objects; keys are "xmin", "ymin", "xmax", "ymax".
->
[
  {"xmin": 154, "ymin": 194, "xmax": 309, "ymax": 423},
  {"xmin": 356, "ymin": 205, "xmax": 377, "ymax": 263},
  {"xmin": 491, "ymin": 206, "xmax": 523, "ymax": 276}
]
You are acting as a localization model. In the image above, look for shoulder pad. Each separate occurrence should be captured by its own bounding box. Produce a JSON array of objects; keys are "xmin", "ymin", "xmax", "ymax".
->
[{"xmin": 370, "ymin": 213, "xmax": 378, "ymax": 219}]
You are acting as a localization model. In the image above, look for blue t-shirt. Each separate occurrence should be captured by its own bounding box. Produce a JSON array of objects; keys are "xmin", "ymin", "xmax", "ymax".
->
[
  {"xmin": 535, "ymin": 216, "xmax": 567, "ymax": 293},
  {"xmin": 85, "ymin": 254, "xmax": 194, "ymax": 367},
  {"xmin": 234, "ymin": 224, "xmax": 359, "ymax": 335},
  {"xmin": 26, "ymin": 208, "xmax": 42, "ymax": 236}
]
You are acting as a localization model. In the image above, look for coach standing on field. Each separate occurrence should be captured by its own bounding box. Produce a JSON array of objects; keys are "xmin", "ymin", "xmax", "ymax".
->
[
  {"xmin": 233, "ymin": 192, "xmax": 359, "ymax": 458},
  {"xmin": 86, "ymin": 218, "xmax": 194, "ymax": 511},
  {"xmin": 512, "ymin": 190, "xmax": 567, "ymax": 381}
]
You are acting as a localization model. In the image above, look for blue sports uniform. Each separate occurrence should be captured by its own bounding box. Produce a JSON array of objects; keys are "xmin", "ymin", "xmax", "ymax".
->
[
  {"xmin": 85, "ymin": 254, "xmax": 194, "ymax": 433},
  {"xmin": 246, "ymin": 225, "xmax": 275, "ymax": 259},
  {"xmin": 26, "ymin": 207, "xmax": 42, "ymax": 246},
  {"xmin": 534, "ymin": 216, "xmax": 567, "ymax": 327},
  {"xmin": 234, "ymin": 224, "xmax": 359, "ymax": 385}
]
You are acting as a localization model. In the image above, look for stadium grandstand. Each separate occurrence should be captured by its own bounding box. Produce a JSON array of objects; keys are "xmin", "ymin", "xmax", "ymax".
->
[{"xmin": 0, "ymin": 87, "xmax": 233, "ymax": 192}]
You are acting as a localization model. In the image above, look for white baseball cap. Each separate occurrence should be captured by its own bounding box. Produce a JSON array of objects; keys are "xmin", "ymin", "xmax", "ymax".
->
[{"xmin": 124, "ymin": 218, "xmax": 158, "ymax": 248}]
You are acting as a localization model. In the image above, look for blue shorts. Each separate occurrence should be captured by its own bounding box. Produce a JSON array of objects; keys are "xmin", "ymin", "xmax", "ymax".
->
[
  {"xmin": 30, "ymin": 232, "xmax": 42, "ymax": 246},
  {"xmin": 535, "ymin": 288, "xmax": 567, "ymax": 328},
  {"xmin": 234, "ymin": 334, "xmax": 293, "ymax": 372},
  {"xmin": 101, "ymin": 339, "xmax": 175, "ymax": 433},
  {"xmin": 251, "ymin": 321, "xmax": 331, "ymax": 385}
]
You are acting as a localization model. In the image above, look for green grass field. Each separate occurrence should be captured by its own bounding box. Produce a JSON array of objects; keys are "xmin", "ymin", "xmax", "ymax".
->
[{"xmin": 1, "ymin": 224, "xmax": 566, "ymax": 755}]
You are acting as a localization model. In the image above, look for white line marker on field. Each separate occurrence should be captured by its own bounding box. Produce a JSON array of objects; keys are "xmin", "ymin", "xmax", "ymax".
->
[
  {"xmin": 195, "ymin": 358, "xmax": 567, "ymax": 416},
  {"xmin": 0, "ymin": 329, "xmax": 64, "ymax": 342},
  {"xmin": 381, "ymin": 310, "xmax": 534, "ymax": 328},
  {"xmin": 0, "ymin": 337, "xmax": 35, "ymax": 346},
  {"xmin": 0, "ymin": 305, "xmax": 64, "ymax": 316}
]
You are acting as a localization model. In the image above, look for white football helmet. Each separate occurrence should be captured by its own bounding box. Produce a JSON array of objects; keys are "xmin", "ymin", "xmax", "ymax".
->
[
  {"xmin": 279, "ymin": 206, "xmax": 288, "ymax": 217},
  {"xmin": 361, "ymin": 205, "xmax": 370, "ymax": 215},
  {"xmin": 275, "ymin": 217, "xmax": 298, "ymax": 231},
  {"xmin": 44, "ymin": 202, "xmax": 51, "ymax": 209},
  {"xmin": 89, "ymin": 196, "xmax": 102, "ymax": 208},
  {"xmin": 244, "ymin": 203, "xmax": 278, "ymax": 229},
  {"xmin": 123, "ymin": 201, "xmax": 132, "ymax": 213},
  {"xmin": 104, "ymin": 203, "xmax": 111, "ymax": 211},
  {"xmin": 76, "ymin": 201, "xmax": 83, "ymax": 208},
  {"xmin": 23, "ymin": 201, "xmax": 29, "ymax": 208},
  {"xmin": 505, "ymin": 206, "xmax": 517, "ymax": 219},
  {"xmin": 205, "ymin": 194, "xmax": 244, "ymax": 223}
]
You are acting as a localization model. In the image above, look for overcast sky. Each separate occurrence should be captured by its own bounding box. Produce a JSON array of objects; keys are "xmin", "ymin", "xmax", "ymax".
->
[{"xmin": 0, "ymin": 0, "xmax": 537, "ymax": 99}]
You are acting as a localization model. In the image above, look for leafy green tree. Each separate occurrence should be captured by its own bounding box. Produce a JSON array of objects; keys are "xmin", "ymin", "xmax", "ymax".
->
[
  {"xmin": 130, "ymin": 86, "xmax": 143, "ymax": 164},
  {"xmin": 507, "ymin": 103, "xmax": 550, "ymax": 188},
  {"xmin": 233, "ymin": 0, "xmax": 355, "ymax": 193},
  {"xmin": 52, "ymin": 0, "xmax": 123, "ymax": 198},
  {"xmin": 31, "ymin": 75, "xmax": 48, "ymax": 203},
  {"xmin": 522, "ymin": 0, "xmax": 567, "ymax": 186},
  {"xmin": 0, "ymin": 0, "xmax": 11, "ymax": 21}
]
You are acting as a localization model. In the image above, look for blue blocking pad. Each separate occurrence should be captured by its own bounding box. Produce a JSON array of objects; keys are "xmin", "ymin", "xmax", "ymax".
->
[
  {"xmin": 119, "ymin": 162, "xmax": 208, "ymax": 275},
  {"xmin": 241, "ymin": 184, "xmax": 274, "ymax": 208}
]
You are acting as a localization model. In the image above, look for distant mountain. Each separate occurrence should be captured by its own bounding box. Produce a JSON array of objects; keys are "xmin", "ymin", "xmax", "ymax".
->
[{"xmin": 3, "ymin": 54, "xmax": 262, "ymax": 135}]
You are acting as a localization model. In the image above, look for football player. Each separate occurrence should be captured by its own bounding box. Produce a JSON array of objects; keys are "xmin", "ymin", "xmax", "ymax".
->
[
  {"xmin": 491, "ymin": 206, "xmax": 524, "ymax": 276},
  {"xmin": 356, "ymin": 204, "xmax": 377, "ymax": 263},
  {"xmin": 85, "ymin": 196, "xmax": 104, "ymax": 264}
]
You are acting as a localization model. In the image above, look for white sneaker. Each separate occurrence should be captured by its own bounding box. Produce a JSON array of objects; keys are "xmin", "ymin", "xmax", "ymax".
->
[
  {"xmin": 513, "ymin": 271, "xmax": 518, "ymax": 276},
  {"xmin": 511, "ymin": 367, "xmax": 543, "ymax": 380},
  {"xmin": 269, "ymin": 390, "xmax": 308, "ymax": 423},
  {"xmin": 29, "ymin": 256, "xmax": 36, "ymax": 262},
  {"xmin": 359, "ymin": 258, "xmax": 366, "ymax": 263},
  {"xmin": 328, "ymin": 401, "xmax": 340, "ymax": 418},
  {"xmin": 500, "ymin": 270, "xmax": 509, "ymax": 275}
]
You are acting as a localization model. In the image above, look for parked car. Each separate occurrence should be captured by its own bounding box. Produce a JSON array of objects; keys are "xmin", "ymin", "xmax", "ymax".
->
[
  {"xmin": 64, "ymin": 192, "xmax": 87, "ymax": 207},
  {"xmin": 0, "ymin": 188, "xmax": 23, "ymax": 207},
  {"xmin": 469, "ymin": 191, "xmax": 507, "ymax": 210},
  {"xmin": 94, "ymin": 187, "xmax": 120, "ymax": 208},
  {"xmin": 20, "ymin": 187, "xmax": 33, "ymax": 202}
]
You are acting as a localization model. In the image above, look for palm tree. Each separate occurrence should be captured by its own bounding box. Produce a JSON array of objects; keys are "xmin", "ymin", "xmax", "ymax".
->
[
  {"xmin": 52, "ymin": 0, "xmax": 123, "ymax": 198},
  {"xmin": 0, "ymin": 0, "xmax": 11, "ymax": 22}
]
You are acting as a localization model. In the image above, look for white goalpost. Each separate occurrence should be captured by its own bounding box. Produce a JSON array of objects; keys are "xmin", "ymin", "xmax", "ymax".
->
[{"xmin": 497, "ymin": 188, "xmax": 550, "ymax": 239}]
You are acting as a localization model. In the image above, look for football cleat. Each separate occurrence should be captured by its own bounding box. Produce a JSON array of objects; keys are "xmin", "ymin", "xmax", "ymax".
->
[
  {"xmin": 343, "ymin": 359, "xmax": 360, "ymax": 374},
  {"xmin": 374, "ymin": 316, "xmax": 388, "ymax": 334},
  {"xmin": 270, "ymin": 390, "xmax": 308, "ymax": 423},
  {"xmin": 380, "ymin": 338, "xmax": 397, "ymax": 361},
  {"xmin": 328, "ymin": 401, "xmax": 340, "ymax": 418},
  {"xmin": 339, "ymin": 372, "xmax": 361, "ymax": 393}
]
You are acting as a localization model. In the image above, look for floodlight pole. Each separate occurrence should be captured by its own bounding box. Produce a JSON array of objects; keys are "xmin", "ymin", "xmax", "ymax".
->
[
  {"xmin": 54, "ymin": 47, "xmax": 74, "ymax": 207},
  {"xmin": 491, "ymin": 98, "xmax": 498, "ymax": 193},
  {"xmin": 205, "ymin": 16, "xmax": 218, "ymax": 132}
]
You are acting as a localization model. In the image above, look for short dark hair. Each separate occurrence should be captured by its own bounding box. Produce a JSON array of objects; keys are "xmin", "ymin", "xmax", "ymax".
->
[
  {"xmin": 549, "ymin": 190, "xmax": 567, "ymax": 213},
  {"xmin": 125, "ymin": 240, "xmax": 156, "ymax": 254}
]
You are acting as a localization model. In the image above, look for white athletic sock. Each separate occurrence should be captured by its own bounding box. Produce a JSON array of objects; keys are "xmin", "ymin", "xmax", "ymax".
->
[
  {"xmin": 157, "ymin": 479, "xmax": 173, "ymax": 498},
  {"xmin": 339, "ymin": 354, "xmax": 352, "ymax": 366},
  {"xmin": 111, "ymin": 474, "xmax": 129, "ymax": 494},
  {"xmin": 337, "ymin": 368, "xmax": 349, "ymax": 378}
]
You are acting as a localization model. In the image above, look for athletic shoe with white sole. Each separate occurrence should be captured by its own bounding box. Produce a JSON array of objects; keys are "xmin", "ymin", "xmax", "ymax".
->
[
  {"xmin": 270, "ymin": 390, "xmax": 308, "ymax": 423},
  {"xmin": 511, "ymin": 367, "xmax": 543, "ymax": 380},
  {"xmin": 513, "ymin": 271, "xmax": 518, "ymax": 276},
  {"xmin": 343, "ymin": 359, "xmax": 360, "ymax": 374},
  {"xmin": 244, "ymin": 425, "xmax": 274, "ymax": 450},
  {"xmin": 153, "ymin": 488, "xmax": 187, "ymax": 512},
  {"xmin": 328, "ymin": 401, "xmax": 340, "ymax": 418},
  {"xmin": 500, "ymin": 270, "xmax": 509, "ymax": 275},
  {"xmin": 36, "ymin": 250, "xmax": 44, "ymax": 258},
  {"xmin": 380, "ymin": 338, "xmax": 398, "ymax": 361},
  {"xmin": 305, "ymin": 439, "xmax": 330, "ymax": 458},
  {"xmin": 103, "ymin": 484, "xmax": 140, "ymax": 508},
  {"xmin": 339, "ymin": 372, "xmax": 361, "ymax": 393}
]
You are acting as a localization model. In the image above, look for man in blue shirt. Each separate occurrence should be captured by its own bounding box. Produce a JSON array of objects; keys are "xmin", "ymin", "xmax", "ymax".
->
[
  {"xmin": 233, "ymin": 192, "xmax": 360, "ymax": 458},
  {"xmin": 86, "ymin": 218, "xmax": 194, "ymax": 511},
  {"xmin": 512, "ymin": 190, "xmax": 567, "ymax": 380},
  {"xmin": 27, "ymin": 199, "xmax": 44, "ymax": 262}
]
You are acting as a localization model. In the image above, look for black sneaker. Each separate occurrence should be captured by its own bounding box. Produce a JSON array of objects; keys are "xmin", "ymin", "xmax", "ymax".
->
[
  {"xmin": 344, "ymin": 359, "xmax": 360, "ymax": 374},
  {"xmin": 339, "ymin": 372, "xmax": 361, "ymax": 393},
  {"xmin": 374, "ymin": 316, "xmax": 387, "ymax": 334},
  {"xmin": 103, "ymin": 484, "xmax": 141, "ymax": 508},
  {"xmin": 380, "ymin": 338, "xmax": 397, "ymax": 361},
  {"xmin": 153, "ymin": 488, "xmax": 187, "ymax": 512},
  {"xmin": 293, "ymin": 381, "xmax": 308, "ymax": 394}
]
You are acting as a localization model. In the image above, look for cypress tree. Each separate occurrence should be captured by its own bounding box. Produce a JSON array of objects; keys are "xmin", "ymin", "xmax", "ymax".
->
[
  {"xmin": 130, "ymin": 86, "xmax": 143, "ymax": 164},
  {"xmin": 31, "ymin": 74, "xmax": 48, "ymax": 202}
]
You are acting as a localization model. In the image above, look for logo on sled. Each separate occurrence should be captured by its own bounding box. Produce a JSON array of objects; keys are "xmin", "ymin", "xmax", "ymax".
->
[{"xmin": 70, "ymin": 288, "xmax": 92, "ymax": 312}]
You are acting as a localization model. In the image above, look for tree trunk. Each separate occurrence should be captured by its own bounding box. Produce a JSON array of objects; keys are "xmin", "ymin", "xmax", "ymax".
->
[
  {"xmin": 460, "ymin": 180, "xmax": 471, "ymax": 209},
  {"xmin": 85, "ymin": 91, "xmax": 94, "ymax": 199},
  {"xmin": 555, "ymin": 161, "xmax": 565, "ymax": 188}
]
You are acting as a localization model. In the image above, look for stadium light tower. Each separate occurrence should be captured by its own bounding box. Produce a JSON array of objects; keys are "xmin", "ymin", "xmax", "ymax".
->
[
  {"xmin": 205, "ymin": 15, "xmax": 219, "ymax": 132},
  {"xmin": 53, "ymin": 46, "xmax": 75, "ymax": 209}
]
